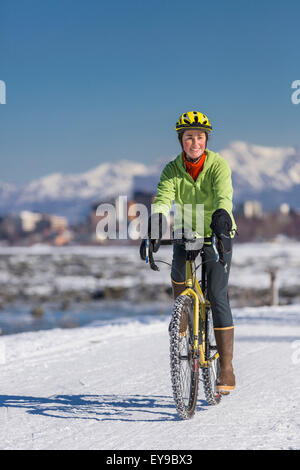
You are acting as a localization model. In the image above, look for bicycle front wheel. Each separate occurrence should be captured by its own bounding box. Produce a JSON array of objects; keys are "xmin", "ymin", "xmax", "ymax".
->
[
  {"xmin": 169, "ymin": 294, "xmax": 199, "ymax": 420},
  {"xmin": 201, "ymin": 306, "xmax": 222, "ymax": 405}
]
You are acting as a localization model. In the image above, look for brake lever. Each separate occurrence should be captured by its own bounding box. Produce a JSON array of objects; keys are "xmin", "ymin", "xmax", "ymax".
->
[
  {"xmin": 145, "ymin": 238, "xmax": 149, "ymax": 264},
  {"xmin": 149, "ymin": 244, "xmax": 160, "ymax": 271},
  {"xmin": 145, "ymin": 238, "xmax": 160, "ymax": 271},
  {"xmin": 212, "ymin": 235, "xmax": 219, "ymax": 262},
  {"xmin": 212, "ymin": 234, "xmax": 228, "ymax": 273}
]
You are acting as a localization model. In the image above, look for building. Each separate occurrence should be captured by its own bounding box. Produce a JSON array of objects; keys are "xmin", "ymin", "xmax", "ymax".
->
[
  {"xmin": 20, "ymin": 211, "xmax": 43, "ymax": 232},
  {"xmin": 243, "ymin": 200, "xmax": 263, "ymax": 218}
]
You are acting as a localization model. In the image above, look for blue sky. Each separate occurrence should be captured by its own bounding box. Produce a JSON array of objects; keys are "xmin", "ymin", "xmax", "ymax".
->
[{"xmin": 1, "ymin": 0, "xmax": 299, "ymax": 185}]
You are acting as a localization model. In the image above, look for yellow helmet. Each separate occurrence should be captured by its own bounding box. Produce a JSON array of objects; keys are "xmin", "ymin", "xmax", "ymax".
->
[{"xmin": 175, "ymin": 110, "xmax": 212, "ymax": 133}]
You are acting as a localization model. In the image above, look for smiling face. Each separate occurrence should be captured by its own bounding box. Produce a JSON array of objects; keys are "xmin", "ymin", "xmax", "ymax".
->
[{"xmin": 181, "ymin": 130, "xmax": 207, "ymax": 160}]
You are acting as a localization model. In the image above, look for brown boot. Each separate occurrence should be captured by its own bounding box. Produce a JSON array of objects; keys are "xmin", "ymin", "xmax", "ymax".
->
[
  {"xmin": 170, "ymin": 279, "xmax": 187, "ymax": 336},
  {"xmin": 214, "ymin": 327, "xmax": 236, "ymax": 393}
]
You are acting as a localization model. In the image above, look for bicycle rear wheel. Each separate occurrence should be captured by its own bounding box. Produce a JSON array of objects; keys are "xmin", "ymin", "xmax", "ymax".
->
[
  {"xmin": 201, "ymin": 306, "xmax": 222, "ymax": 405},
  {"xmin": 169, "ymin": 294, "xmax": 199, "ymax": 420}
]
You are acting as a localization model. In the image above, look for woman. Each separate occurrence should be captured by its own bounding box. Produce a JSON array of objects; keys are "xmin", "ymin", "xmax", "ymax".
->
[{"xmin": 140, "ymin": 110, "xmax": 236, "ymax": 393}]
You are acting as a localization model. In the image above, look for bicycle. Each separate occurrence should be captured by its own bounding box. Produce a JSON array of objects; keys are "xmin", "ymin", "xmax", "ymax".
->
[{"xmin": 144, "ymin": 232, "xmax": 224, "ymax": 420}]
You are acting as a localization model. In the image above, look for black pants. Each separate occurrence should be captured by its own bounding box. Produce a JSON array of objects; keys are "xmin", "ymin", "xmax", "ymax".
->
[{"xmin": 171, "ymin": 244, "xmax": 233, "ymax": 329}]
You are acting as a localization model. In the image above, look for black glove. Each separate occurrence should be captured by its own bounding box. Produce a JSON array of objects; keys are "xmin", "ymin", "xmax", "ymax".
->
[
  {"xmin": 139, "ymin": 239, "xmax": 161, "ymax": 260},
  {"xmin": 210, "ymin": 209, "xmax": 232, "ymax": 254},
  {"xmin": 139, "ymin": 213, "xmax": 167, "ymax": 261}
]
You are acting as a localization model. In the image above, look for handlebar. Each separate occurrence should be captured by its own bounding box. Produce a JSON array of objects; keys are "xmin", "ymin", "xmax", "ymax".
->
[{"xmin": 144, "ymin": 234, "xmax": 227, "ymax": 272}]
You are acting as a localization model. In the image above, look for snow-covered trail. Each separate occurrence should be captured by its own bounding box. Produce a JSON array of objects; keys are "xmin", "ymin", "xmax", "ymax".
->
[{"xmin": 0, "ymin": 306, "xmax": 300, "ymax": 450}]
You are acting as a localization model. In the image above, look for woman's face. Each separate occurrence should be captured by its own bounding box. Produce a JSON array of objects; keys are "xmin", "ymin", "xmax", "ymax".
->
[{"xmin": 182, "ymin": 130, "xmax": 207, "ymax": 159}]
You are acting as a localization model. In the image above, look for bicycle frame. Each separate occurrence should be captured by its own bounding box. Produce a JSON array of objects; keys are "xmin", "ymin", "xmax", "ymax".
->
[
  {"xmin": 179, "ymin": 259, "xmax": 219, "ymax": 369},
  {"xmin": 144, "ymin": 234, "xmax": 220, "ymax": 369}
]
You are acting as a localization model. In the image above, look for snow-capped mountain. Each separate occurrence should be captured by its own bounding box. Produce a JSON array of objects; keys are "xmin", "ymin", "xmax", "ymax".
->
[
  {"xmin": 0, "ymin": 160, "xmax": 161, "ymax": 222},
  {"xmin": 1, "ymin": 142, "xmax": 299, "ymax": 222},
  {"xmin": 220, "ymin": 142, "xmax": 300, "ymax": 209},
  {"xmin": 19, "ymin": 160, "xmax": 155, "ymax": 203},
  {"xmin": 221, "ymin": 141, "xmax": 300, "ymax": 190}
]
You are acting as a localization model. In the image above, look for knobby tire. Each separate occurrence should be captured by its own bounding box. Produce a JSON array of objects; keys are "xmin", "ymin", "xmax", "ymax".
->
[
  {"xmin": 201, "ymin": 306, "xmax": 222, "ymax": 405},
  {"xmin": 169, "ymin": 294, "xmax": 199, "ymax": 420}
]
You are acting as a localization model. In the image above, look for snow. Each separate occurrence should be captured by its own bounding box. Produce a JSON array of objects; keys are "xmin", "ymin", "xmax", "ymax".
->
[
  {"xmin": 0, "ymin": 305, "xmax": 299, "ymax": 450},
  {"xmin": 221, "ymin": 141, "xmax": 299, "ymax": 191},
  {"xmin": 10, "ymin": 160, "xmax": 155, "ymax": 203},
  {"xmin": 0, "ymin": 241, "xmax": 299, "ymax": 448},
  {"xmin": 1, "ymin": 240, "xmax": 300, "ymax": 291}
]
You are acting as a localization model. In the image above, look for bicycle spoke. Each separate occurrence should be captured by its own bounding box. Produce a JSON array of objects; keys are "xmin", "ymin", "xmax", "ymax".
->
[
  {"xmin": 170, "ymin": 295, "xmax": 199, "ymax": 419},
  {"xmin": 201, "ymin": 307, "xmax": 222, "ymax": 406}
]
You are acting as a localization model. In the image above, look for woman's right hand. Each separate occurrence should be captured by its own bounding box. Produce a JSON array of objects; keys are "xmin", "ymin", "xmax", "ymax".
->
[
  {"xmin": 139, "ymin": 213, "xmax": 167, "ymax": 260},
  {"xmin": 139, "ymin": 238, "xmax": 161, "ymax": 260}
]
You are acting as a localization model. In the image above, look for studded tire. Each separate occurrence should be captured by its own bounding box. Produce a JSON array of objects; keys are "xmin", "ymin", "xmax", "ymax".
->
[
  {"xmin": 169, "ymin": 295, "xmax": 199, "ymax": 420},
  {"xmin": 201, "ymin": 307, "xmax": 222, "ymax": 406}
]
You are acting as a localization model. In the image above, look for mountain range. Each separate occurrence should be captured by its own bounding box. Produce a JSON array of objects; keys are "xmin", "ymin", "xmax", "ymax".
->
[{"xmin": 1, "ymin": 141, "xmax": 299, "ymax": 223}]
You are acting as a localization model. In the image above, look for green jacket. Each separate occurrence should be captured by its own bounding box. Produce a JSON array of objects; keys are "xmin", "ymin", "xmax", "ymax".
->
[{"xmin": 152, "ymin": 149, "xmax": 236, "ymax": 238}]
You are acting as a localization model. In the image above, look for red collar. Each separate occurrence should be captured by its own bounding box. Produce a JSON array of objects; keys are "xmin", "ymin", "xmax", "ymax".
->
[{"xmin": 183, "ymin": 152, "xmax": 206, "ymax": 181}]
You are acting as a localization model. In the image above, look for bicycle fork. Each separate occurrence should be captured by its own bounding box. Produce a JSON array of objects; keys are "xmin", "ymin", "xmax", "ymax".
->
[
  {"xmin": 178, "ymin": 301, "xmax": 207, "ymax": 372},
  {"xmin": 180, "ymin": 260, "xmax": 219, "ymax": 369},
  {"xmin": 190, "ymin": 292, "xmax": 219, "ymax": 369},
  {"xmin": 188, "ymin": 289, "xmax": 207, "ymax": 369}
]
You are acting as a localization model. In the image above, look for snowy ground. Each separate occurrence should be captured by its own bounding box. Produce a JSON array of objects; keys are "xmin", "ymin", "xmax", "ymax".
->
[
  {"xmin": 0, "ymin": 304, "xmax": 299, "ymax": 450},
  {"xmin": 1, "ymin": 240, "xmax": 300, "ymax": 335},
  {"xmin": 1, "ymin": 239, "xmax": 300, "ymax": 296}
]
